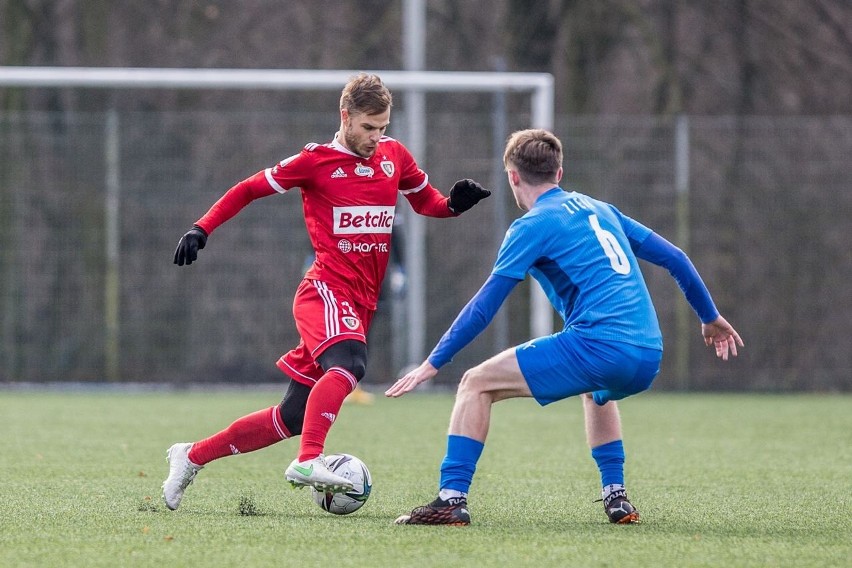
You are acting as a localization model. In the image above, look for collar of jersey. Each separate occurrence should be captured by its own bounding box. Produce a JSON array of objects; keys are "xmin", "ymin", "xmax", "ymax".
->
[
  {"xmin": 331, "ymin": 133, "xmax": 365, "ymax": 158},
  {"xmin": 533, "ymin": 186, "xmax": 565, "ymax": 206}
]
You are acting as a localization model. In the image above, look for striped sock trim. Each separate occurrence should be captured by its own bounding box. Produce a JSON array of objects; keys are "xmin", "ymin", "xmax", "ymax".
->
[
  {"xmin": 327, "ymin": 366, "xmax": 358, "ymax": 390},
  {"xmin": 270, "ymin": 405, "xmax": 291, "ymax": 440}
]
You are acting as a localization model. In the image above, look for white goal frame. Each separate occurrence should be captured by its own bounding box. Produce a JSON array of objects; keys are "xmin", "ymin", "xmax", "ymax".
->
[{"xmin": 0, "ymin": 66, "xmax": 555, "ymax": 366}]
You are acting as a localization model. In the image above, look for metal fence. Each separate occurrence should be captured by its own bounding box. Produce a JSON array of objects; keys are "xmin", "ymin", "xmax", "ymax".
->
[{"xmin": 1, "ymin": 110, "xmax": 850, "ymax": 391}]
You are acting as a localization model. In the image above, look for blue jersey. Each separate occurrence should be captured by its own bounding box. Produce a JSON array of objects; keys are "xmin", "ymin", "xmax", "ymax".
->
[{"xmin": 492, "ymin": 188, "xmax": 663, "ymax": 349}]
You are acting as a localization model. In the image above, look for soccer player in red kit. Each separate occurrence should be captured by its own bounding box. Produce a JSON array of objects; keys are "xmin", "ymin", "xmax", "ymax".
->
[{"xmin": 162, "ymin": 73, "xmax": 490, "ymax": 510}]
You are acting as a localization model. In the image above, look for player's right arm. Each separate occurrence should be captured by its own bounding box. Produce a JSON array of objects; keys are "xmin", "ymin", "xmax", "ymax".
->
[
  {"xmin": 631, "ymin": 231, "xmax": 719, "ymax": 324},
  {"xmin": 701, "ymin": 315, "xmax": 743, "ymax": 361},
  {"xmin": 194, "ymin": 172, "xmax": 278, "ymax": 236},
  {"xmin": 174, "ymin": 153, "xmax": 309, "ymax": 266},
  {"xmin": 623, "ymin": 215, "xmax": 743, "ymax": 359},
  {"xmin": 174, "ymin": 172, "xmax": 277, "ymax": 266}
]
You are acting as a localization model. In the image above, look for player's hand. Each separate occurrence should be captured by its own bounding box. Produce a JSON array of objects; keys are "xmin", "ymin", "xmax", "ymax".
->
[
  {"xmin": 385, "ymin": 361, "xmax": 438, "ymax": 398},
  {"xmin": 701, "ymin": 315, "xmax": 744, "ymax": 361},
  {"xmin": 173, "ymin": 225, "xmax": 208, "ymax": 266},
  {"xmin": 448, "ymin": 179, "xmax": 491, "ymax": 213}
]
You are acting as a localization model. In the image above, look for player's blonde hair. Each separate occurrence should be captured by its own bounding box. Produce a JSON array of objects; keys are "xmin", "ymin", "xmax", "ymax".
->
[
  {"xmin": 503, "ymin": 129, "xmax": 563, "ymax": 185},
  {"xmin": 340, "ymin": 73, "xmax": 393, "ymax": 116}
]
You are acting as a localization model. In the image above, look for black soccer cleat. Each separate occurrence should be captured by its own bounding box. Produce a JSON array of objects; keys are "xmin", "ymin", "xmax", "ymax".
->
[
  {"xmin": 603, "ymin": 488, "xmax": 640, "ymax": 524},
  {"xmin": 394, "ymin": 496, "xmax": 471, "ymax": 526}
]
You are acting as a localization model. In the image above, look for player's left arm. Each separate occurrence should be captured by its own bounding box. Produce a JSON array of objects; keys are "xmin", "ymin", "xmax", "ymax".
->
[
  {"xmin": 403, "ymin": 179, "xmax": 491, "ymax": 217},
  {"xmin": 385, "ymin": 273, "xmax": 519, "ymax": 397},
  {"xmin": 427, "ymin": 273, "xmax": 518, "ymax": 368},
  {"xmin": 397, "ymin": 146, "xmax": 490, "ymax": 217},
  {"xmin": 447, "ymin": 179, "xmax": 491, "ymax": 213}
]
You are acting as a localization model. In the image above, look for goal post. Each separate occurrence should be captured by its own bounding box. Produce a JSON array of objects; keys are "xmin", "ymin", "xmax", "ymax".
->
[{"xmin": 0, "ymin": 66, "xmax": 555, "ymax": 370}]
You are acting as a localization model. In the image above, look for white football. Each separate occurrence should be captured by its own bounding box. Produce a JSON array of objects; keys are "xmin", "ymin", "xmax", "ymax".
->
[{"xmin": 311, "ymin": 453, "xmax": 372, "ymax": 515}]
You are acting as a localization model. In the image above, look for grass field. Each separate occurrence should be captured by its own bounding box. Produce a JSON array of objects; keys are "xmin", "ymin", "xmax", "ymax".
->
[{"xmin": 0, "ymin": 389, "xmax": 850, "ymax": 567}]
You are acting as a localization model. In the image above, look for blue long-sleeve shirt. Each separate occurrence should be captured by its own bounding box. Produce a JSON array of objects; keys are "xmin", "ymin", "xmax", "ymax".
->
[{"xmin": 428, "ymin": 188, "xmax": 718, "ymax": 369}]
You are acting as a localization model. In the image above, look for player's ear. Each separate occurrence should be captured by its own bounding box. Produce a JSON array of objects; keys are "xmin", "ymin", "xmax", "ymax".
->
[
  {"xmin": 555, "ymin": 167, "xmax": 564, "ymax": 183},
  {"xmin": 340, "ymin": 108, "xmax": 350, "ymax": 126},
  {"xmin": 507, "ymin": 169, "xmax": 521, "ymax": 187}
]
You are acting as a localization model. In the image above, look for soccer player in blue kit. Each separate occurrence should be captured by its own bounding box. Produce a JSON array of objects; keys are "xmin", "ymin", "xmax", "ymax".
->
[{"xmin": 386, "ymin": 128, "xmax": 743, "ymax": 526}]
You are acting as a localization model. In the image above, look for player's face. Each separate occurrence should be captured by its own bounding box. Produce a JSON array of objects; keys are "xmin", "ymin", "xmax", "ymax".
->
[{"xmin": 341, "ymin": 109, "xmax": 390, "ymax": 158}]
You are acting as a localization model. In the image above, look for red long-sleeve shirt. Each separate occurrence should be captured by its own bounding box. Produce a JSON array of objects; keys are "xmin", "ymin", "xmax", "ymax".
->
[{"xmin": 196, "ymin": 135, "xmax": 455, "ymax": 309}]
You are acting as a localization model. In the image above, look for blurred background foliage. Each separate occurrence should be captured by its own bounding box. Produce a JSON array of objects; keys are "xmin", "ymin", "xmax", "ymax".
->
[{"xmin": 1, "ymin": 1, "xmax": 850, "ymax": 390}]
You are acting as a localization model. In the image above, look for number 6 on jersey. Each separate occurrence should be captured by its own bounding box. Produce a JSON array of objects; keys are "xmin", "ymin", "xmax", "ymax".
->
[{"xmin": 589, "ymin": 214, "xmax": 631, "ymax": 274}]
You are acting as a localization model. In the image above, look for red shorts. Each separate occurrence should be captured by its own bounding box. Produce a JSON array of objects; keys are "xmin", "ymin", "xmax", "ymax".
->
[{"xmin": 276, "ymin": 279, "xmax": 375, "ymax": 386}]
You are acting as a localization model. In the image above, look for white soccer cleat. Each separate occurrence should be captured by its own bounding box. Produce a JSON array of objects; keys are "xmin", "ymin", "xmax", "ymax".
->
[
  {"xmin": 285, "ymin": 455, "xmax": 354, "ymax": 493},
  {"xmin": 162, "ymin": 442, "xmax": 203, "ymax": 510}
]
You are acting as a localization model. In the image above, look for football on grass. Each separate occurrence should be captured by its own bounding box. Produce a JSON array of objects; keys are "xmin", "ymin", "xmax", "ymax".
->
[{"xmin": 311, "ymin": 453, "xmax": 372, "ymax": 515}]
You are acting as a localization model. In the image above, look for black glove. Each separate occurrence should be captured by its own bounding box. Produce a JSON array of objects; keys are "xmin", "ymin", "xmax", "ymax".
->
[
  {"xmin": 173, "ymin": 225, "xmax": 208, "ymax": 266},
  {"xmin": 448, "ymin": 179, "xmax": 491, "ymax": 214}
]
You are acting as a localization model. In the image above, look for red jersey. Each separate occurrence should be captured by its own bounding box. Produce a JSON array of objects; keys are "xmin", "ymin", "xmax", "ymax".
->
[{"xmin": 195, "ymin": 134, "xmax": 455, "ymax": 310}]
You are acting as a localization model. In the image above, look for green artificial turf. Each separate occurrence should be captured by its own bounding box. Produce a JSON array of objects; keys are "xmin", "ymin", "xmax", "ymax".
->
[{"xmin": 0, "ymin": 389, "xmax": 849, "ymax": 567}]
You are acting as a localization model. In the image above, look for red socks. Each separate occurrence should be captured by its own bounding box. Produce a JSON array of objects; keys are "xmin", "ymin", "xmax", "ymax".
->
[
  {"xmin": 188, "ymin": 406, "xmax": 291, "ymax": 466},
  {"xmin": 298, "ymin": 367, "xmax": 357, "ymax": 461},
  {"xmin": 185, "ymin": 368, "xmax": 357, "ymax": 466}
]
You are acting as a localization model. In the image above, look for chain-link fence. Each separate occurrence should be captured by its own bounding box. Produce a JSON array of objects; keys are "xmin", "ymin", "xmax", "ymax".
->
[{"xmin": 1, "ymin": 110, "xmax": 850, "ymax": 391}]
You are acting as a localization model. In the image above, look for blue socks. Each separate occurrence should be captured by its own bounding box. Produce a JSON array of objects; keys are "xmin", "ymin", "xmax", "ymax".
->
[
  {"xmin": 439, "ymin": 435, "xmax": 485, "ymax": 493},
  {"xmin": 438, "ymin": 435, "xmax": 623, "ymax": 495},
  {"xmin": 591, "ymin": 439, "xmax": 625, "ymax": 487}
]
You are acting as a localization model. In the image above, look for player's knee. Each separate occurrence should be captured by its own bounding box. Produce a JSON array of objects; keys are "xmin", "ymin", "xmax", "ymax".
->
[
  {"xmin": 347, "ymin": 354, "xmax": 367, "ymax": 381},
  {"xmin": 458, "ymin": 366, "xmax": 488, "ymax": 397},
  {"xmin": 278, "ymin": 400, "xmax": 305, "ymax": 435},
  {"xmin": 278, "ymin": 380, "xmax": 311, "ymax": 435},
  {"xmin": 318, "ymin": 340, "xmax": 367, "ymax": 382}
]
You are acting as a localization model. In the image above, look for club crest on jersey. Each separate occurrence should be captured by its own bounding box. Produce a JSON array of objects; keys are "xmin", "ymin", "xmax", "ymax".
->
[
  {"xmin": 380, "ymin": 160, "xmax": 395, "ymax": 177},
  {"xmin": 354, "ymin": 163, "xmax": 374, "ymax": 178},
  {"xmin": 340, "ymin": 301, "xmax": 360, "ymax": 331},
  {"xmin": 341, "ymin": 316, "xmax": 360, "ymax": 331}
]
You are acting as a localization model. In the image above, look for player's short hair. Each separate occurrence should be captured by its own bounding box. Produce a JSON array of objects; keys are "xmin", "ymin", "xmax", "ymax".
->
[
  {"xmin": 340, "ymin": 73, "xmax": 393, "ymax": 116},
  {"xmin": 503, "ymin": 129, "xmax": 563, "ymax": 185}
]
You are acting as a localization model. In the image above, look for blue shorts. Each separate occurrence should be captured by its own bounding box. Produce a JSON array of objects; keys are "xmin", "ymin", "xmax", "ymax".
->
[{"xmin": 515, "ymin": 332, "xmax": 662, "ymax": 406}]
